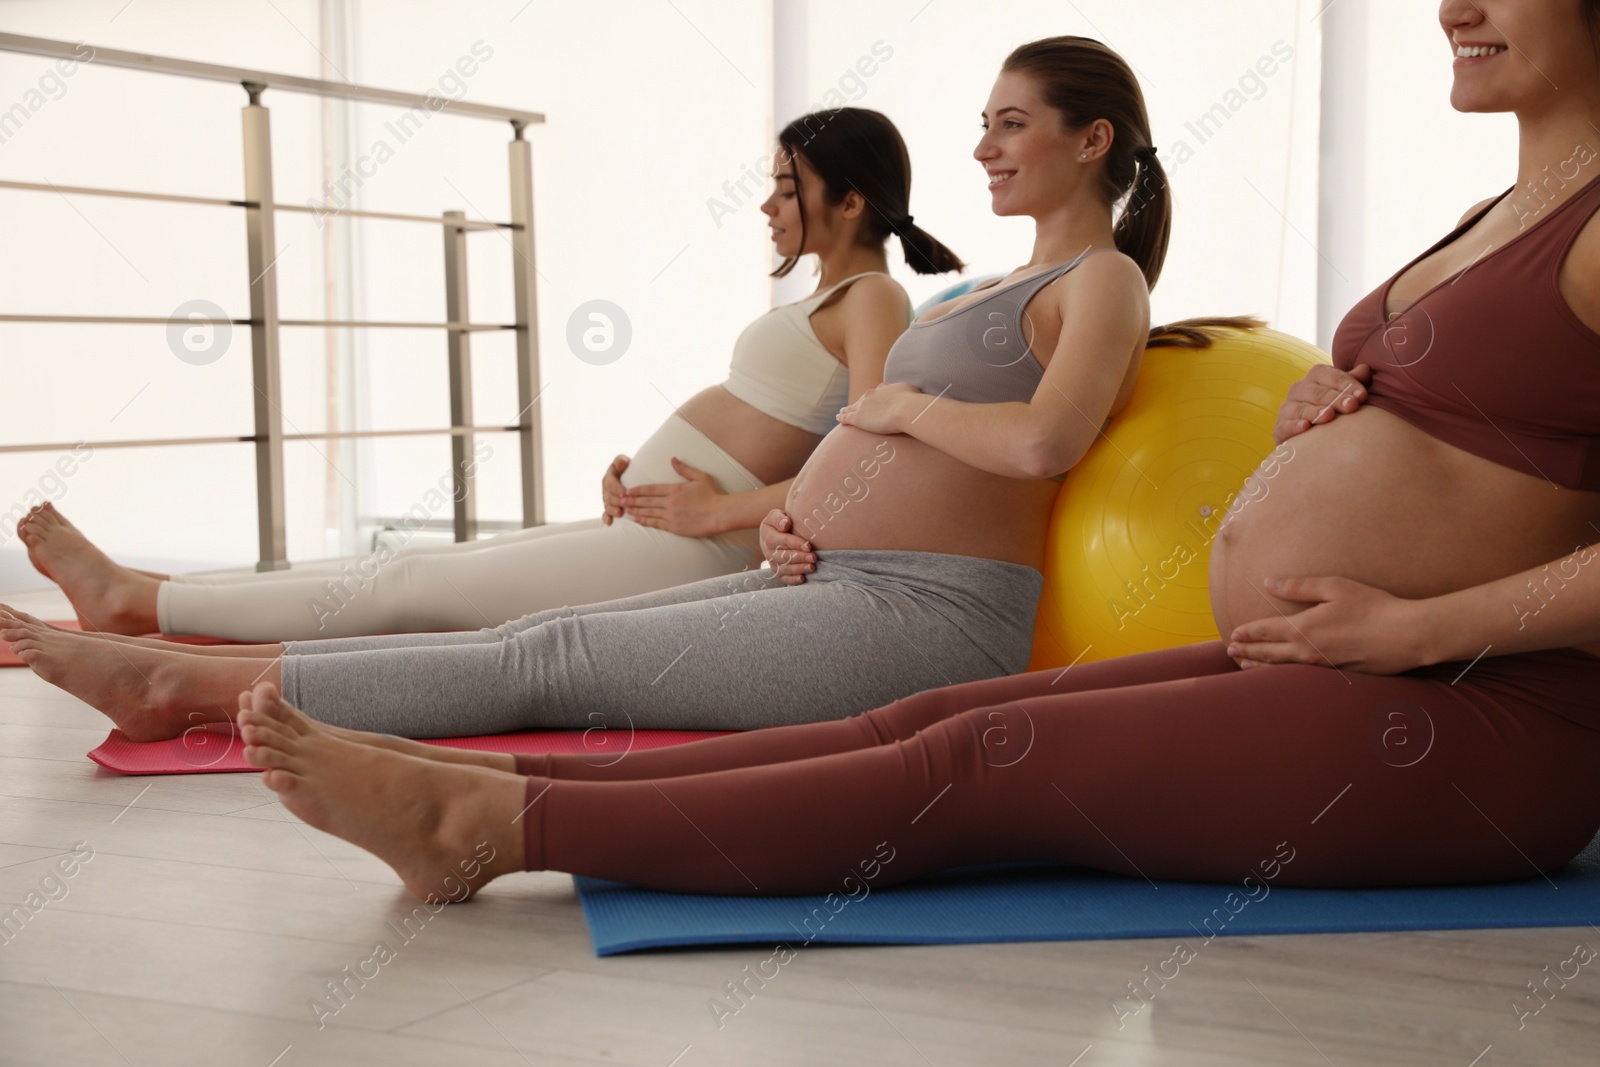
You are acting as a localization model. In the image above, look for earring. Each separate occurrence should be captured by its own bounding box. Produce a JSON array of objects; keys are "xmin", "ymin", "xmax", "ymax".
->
[{"xmin": 1080, "ymin": 153, "xmax": 1089, "ymax": 160}]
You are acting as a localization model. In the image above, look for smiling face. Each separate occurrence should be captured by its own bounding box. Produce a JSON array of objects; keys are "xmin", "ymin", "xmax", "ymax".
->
[
  {"xmin": 973, "ymin": 70, "xmax": 1104, "ymax": 218},
  {"xmin": 1440, "ymin": 0, "xmax": 1600, "ymax": 113},
  {"xmin": 760, "ymin": 149, "xmax": 859, "ymax": 261}
]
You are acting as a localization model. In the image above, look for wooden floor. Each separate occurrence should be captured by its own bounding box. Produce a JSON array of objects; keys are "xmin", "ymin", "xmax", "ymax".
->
[{"xmin": 2, "ymin": 585, "xmax": 1597, "ymax": 1066}]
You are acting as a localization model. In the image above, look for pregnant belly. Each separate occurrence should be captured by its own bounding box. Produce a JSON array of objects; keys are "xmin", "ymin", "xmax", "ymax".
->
[
  {"xmin": 1208, "ymin": 405, "xmax": 1600, "ymax": 642},
  {"xmin": 620, "ymin": 388, "xmax": 822, "ymax": 492},
  {"xmin": 784, "ymin": 425, "xmax": 1057, "ymax": 567}
]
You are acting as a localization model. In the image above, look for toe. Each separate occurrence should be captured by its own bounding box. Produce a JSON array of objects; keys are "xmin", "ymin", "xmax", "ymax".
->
[
  {"xmin": 254, "ymin": 684, "xmax": 313, "ymax": 736},
  {"xmin": 274, "ymin": 698, "xmax": 316, "ymax": 736},
  {"xmin": 259, "ymin": 766, "xmax": 295, "ymax": 792},
  {"xmin": 243, "ymin": 743, "xmax": 296, "ymax": 771},
  {"xmin": 1, "ymin": 605, "xmax": 39, "ymax": 628},
  {"xmin": 239, "ymin": 716, "xmax": 295, "ymax": 751},
  {"xmin": 238, "ymin": 705, "xmax": 283, "ymax": 733},
  {"xmin": 250, "ymin": 683, "xmax": 282, "ymax": 723}
]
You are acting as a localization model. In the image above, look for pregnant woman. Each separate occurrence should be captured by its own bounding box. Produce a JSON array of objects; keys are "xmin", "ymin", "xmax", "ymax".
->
[
  {"xmin": 216, "ymin": 4, "xmax": 1600, "ymax": 900},
  {"xmin": 14, "ymin": 106, "xmax": 950, "ymax": 642},
  {"xmin": 3, "ymin": 36, "xmax": 1220, "ymax": 744}
]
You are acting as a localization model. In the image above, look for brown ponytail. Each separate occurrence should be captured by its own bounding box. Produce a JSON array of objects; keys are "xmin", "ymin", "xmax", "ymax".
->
[
  {"xmin": 890, "ymin": 218, "xmax": 965, "ymax": 276},
  {"xmin": 1146, "ymin": 315, "xmax": 1267, "ymax": 350},
  {"xmin": 1001, "ymin": 36, "xmax": 1171, "ymax": 289},
  {"xmin": 773, "ymin": 107, "xmax": 964, "ymax": 278}
]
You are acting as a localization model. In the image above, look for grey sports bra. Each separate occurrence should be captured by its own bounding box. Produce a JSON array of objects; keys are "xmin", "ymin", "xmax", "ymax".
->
[
  {"xmin": 882, "ymin": 247, "xmax": 1111, "ymax": 403},
  {"xmin": 883, "ymin": 247, "xmax": 1107, "ymax": 483}
]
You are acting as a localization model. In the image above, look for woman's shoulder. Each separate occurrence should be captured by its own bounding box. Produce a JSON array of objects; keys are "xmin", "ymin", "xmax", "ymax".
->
[
  {"xmin": 1457, "ymin": 194, "xmax": 1502, "ymax": 226},
  {"xmin": 838, "ymin": 271, "xmax": 909, "ymax": 300},
  {"xmin": 833, "ymin": 271, "xmax": 912, "ymax": 318},
  {"xmin": 1045, "ymin": 248, "xmax": 1149, "ymax": 303}
]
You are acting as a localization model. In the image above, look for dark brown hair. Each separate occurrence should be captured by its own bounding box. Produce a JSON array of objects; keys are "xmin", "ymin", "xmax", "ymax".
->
[
  {"xmin": 1001, "ymin": 36, "xmax": 1171, "ymax": 289},
  {"xmin": 773, "ymin": 107, "xmax": 964, "ymax": 278},
  {"xmin": 1146, "ymin": 315, "xmax": 1268, "ymax": 350}
]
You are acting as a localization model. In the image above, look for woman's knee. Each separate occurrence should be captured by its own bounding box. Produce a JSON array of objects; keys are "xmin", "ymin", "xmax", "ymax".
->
[
  {"xmin": 858, "ymin": 687, "xmax": 977, "ymax": 740},
  {"xmin": 356, "ymin": 554, "xmax": 434, "ymax": 629},
  {"xmin": 869, "ymin": 700, "xmax": 1035, "ymax": 771},
  {"xmin": 368, "ymin": 553, "xmax": 423, "ymax": 595},
  {"xmin": 490, "ymin": 608, "xmax": 559, "ymax": 640},
  {"xmin": 1483, "ymin": 789, "xmax": 1600, "ymax": 879}
]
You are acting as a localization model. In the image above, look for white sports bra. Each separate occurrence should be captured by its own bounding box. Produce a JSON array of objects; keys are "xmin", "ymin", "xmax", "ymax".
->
[{"xmin": 723, "ymin": 272, "xmax": 905, "ymax": 436}]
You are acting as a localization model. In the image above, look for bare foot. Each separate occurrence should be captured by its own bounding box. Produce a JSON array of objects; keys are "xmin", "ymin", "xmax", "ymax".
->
[
  {"xmin": 0, "ymin": 605, "xmax": 77, "ymax": 635},
  {"xmin": 226, "ymin": 686, "xmax": 515, "ymax": 771},
  {"xmin": 15, "ymin": 503, "xmax": 162, "ymax": 634},
  {"xmin": 239, "ymin": 683, "xmax": 527, "ymax": 901},
  {"xmin": 0, "ymin": 615, "xmax": 275, "ymax": 741},
  {"xmin": 0, "ymin": 605, "xmax": 284, "ymax": 659}
]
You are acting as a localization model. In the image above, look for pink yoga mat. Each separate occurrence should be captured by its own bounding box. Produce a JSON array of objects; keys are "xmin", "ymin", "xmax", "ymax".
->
[
  {"xmin": 87, "ymin": 724, "xmax": 732, "ymax": 775},
  {"xmin": 0, "ymin": 619, "xmax": 236, "ymax": 668}
]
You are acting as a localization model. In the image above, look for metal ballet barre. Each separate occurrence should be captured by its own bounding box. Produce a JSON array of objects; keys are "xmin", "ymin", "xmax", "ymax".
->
[{"xmin": 0, "ymin": 32, "xmax": 547, "ymax": 568}]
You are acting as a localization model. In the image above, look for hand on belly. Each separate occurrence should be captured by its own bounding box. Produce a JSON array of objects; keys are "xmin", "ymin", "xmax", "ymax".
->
[
  {"xmin": 1221, "ymin": 573, "xmax": 1434, "ymax": 674},
  {"xmin": 1207, "ymin": 406, "xmax": 1600, "ymax": 657}
]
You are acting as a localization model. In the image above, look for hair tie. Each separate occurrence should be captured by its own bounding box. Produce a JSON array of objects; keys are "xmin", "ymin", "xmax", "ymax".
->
[
  {"xmin": 1134, "ymin": 145, "xmax": 1158, "ymax": 164},
  {"xmin": 892, "ymin": 213, "xmax": 915, "ymax": 230}
]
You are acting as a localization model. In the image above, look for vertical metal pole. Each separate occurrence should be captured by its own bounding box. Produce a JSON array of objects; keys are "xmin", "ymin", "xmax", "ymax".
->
[
  {"xmin": 241, "ymin": 83, "xmax": 289, "ymax": 570},
  {"xmin": 442, "ymin": 209, "xmax": 477, "ymax": 542},
  {"xmin": 508, "ymin": 121, "xmax": 545, "ymax": 528}
]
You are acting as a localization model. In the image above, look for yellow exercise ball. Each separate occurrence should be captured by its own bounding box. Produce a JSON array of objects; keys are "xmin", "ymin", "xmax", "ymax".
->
[{"xmin": 1028, "ymin": 326, "xmax": 1329, "ymax": 669}]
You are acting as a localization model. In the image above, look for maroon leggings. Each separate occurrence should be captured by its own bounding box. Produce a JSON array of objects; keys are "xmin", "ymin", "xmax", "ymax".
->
[{"xmin": 513, "ymin": 640, "xmax": 1600, "ymax": 895}]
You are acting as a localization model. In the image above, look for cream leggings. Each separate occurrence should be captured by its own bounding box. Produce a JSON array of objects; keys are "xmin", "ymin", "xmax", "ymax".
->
[{"xmin": 155, "ymin": 415, "xmax": 764, "ymax": 641}]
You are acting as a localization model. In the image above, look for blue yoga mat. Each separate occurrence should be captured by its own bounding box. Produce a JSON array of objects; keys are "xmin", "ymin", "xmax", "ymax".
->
[{"xmin": 574, "ymin": 831, "xmax": 1600, "ymax": 956}]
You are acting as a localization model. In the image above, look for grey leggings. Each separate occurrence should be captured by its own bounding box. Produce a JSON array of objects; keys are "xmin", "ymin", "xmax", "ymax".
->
[{"xmin": 279, "ymin": 550, "xmax": 1043, "ymax": 737}]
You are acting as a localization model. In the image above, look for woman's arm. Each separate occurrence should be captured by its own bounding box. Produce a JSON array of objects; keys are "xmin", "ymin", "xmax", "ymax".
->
[
  {"xmin": 832, "ymin": 273, "xmax": 907, "ymax": 404},
  {"xmin": 1420, "ymin": 540, "xmax": 1600, "ymax": 662},
  {"xmin": 836, "ymin": 252, "xmax": 1150, "ymax": 480}
]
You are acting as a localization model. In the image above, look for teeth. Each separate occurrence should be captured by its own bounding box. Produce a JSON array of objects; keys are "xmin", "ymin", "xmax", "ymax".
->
[{"xmin": 1456, "ymin": 44, "xmax": 1506, "ymax": 58}]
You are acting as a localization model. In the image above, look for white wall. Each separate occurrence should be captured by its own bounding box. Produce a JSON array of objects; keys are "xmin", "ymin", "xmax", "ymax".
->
[
  {"xmin": 799, "ymin": 0, "xmax": 1323, "ymax": 335},
  {"xmin": 0, "ymin": 0, "xmax": 1524, "ymax": 571},
  {"xmin": 1316, "ymin": 0, "xmax": 1518, "ymax": 345},
  {"xmin": 1358, "ymin": 1, "xmax": 1518, "ymax": 310}
]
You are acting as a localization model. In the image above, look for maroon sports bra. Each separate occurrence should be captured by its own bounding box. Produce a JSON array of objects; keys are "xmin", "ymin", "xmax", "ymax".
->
[{"xmin": 1330, "ymin": 168, "xmax": 1600, "ymax": 492}]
